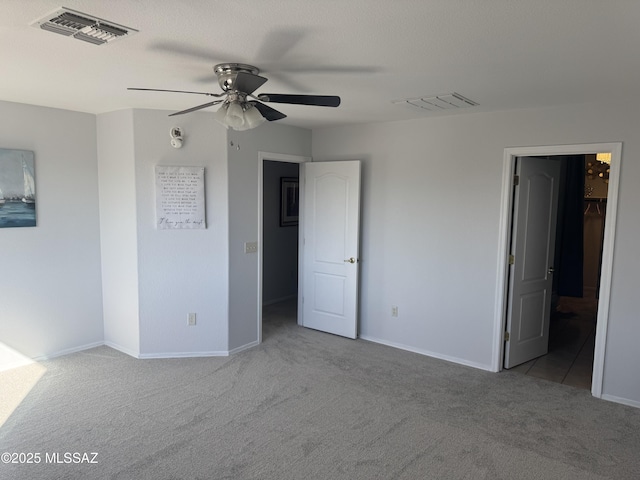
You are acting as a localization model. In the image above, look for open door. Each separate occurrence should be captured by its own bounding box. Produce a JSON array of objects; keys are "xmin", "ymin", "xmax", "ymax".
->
[
  {"xmin": 300, "ymin": 161, "xmax": 361, "ymax": 338},
  {"xmin": 504, "ymin": 156, "xmax": 561, "ymax": 368}
]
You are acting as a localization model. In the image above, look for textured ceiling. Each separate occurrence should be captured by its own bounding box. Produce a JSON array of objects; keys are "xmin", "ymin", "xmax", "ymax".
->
[{"xmin": 1, "ymin": 0, "xmax": 639, "ymax": 129}]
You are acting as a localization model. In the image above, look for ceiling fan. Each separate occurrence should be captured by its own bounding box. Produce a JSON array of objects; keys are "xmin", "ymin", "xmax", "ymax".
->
[{"xmin": 128, "ymin": 63, "xmax": 341, "ymax": 131}]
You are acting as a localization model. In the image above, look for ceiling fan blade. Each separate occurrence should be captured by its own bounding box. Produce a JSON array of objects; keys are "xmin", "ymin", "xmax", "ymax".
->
[
  {"xmin": 258, "ymin": 72, "xmax": 309, "ymax": 93},
  {"xmin": 250, "ymin": 101, "xmax": 287, "ymax": 122},
  {"xmin": 234, "ymin": 72, "xmax": 268, "ymax": 95},
  {"xmin": 258, "ymin": 94, "xmax": 341, "ymax": 107},
  {"xmin": 169, "ymin": 100, "xmax": 224, "ymax": 117},
  {"xmin": 128, "ymin": 87, "xmax": 222, "ymax": 97}
]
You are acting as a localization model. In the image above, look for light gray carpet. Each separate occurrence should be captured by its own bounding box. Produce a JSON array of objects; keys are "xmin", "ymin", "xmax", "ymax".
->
[{"xmin": 1, "ymin": 300, "xmax": 639, "ymax": 479}]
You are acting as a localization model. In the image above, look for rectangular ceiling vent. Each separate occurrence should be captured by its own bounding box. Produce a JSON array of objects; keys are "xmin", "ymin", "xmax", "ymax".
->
[
  {"xmin": 31, "ymin": 7, "xmax": 137, "ymax": 45},
  {"xmin": 393, "ymin": 93, "xmax": 478, "ymax": 112}
]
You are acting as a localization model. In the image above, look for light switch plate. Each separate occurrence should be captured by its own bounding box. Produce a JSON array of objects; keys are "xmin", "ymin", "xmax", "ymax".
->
[{"xmin": 244, "ymin": 242, "xmax": 258, "ymax": 254}]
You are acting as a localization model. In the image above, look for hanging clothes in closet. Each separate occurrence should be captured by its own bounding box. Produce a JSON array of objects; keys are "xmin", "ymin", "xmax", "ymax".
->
[{"xmin": 583, "ymin": 198, "xmax": 606, "ymax": 297}]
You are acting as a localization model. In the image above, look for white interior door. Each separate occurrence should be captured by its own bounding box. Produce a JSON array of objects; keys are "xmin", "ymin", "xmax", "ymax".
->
[
  {"xmin": 300, "ymin": 160, "xmax": 361, "ymax": 338},
  {"xmin": 504, "ymin": 156, "xmax": 561, "ymax": 368}
]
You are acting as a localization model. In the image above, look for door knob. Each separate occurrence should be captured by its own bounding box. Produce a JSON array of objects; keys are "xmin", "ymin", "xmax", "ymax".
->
[
  {"xmin": 548, "ymin": 267, "xmax": 555, "ymax": 274},
  {"xmin": 344, "ymin": 257, "xmax": 357, "ymax": 264}
]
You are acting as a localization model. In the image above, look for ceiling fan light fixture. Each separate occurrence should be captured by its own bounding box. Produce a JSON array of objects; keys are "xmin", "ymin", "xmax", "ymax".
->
[
  {"xmin": 243, "ymin": 105, "xmax": 266, "ymax": 129},
  {"xmin": 214, "ymin": 102, "xmax": 266, "ymax": 131},
  {"xmin": 214, "ymin": 104, "xmax": 229, "ymax": 129},
  {"xmin": 225, "ymin": 101, "xmax": 245, "ymax": 129}
]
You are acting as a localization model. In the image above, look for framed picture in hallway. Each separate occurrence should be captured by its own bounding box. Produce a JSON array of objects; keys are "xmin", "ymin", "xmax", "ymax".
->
[
  {"xmin": 0, "ymin": 148, "xmax": 36, "ymax": 228},
  {"xmin": 280, "ymin": 177, "xmax": 299, "ymax": 227}
]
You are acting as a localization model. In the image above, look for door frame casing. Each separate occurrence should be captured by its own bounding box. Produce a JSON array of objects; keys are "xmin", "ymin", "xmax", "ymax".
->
[
  {"xmin": 493, "ymin": 142, "xmax": 622, "ymax": 398},
  {"xmin": 257, "ymin": 152, "xmax": 311, "ymax": 343}
]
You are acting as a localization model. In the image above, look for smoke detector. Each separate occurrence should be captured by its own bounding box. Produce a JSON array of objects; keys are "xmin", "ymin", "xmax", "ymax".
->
[
  {"xmin": 31, "ymin": 7, "xmax": 137, "ymax": 45},
  {"xmin": 393, "ymin": 93, "xmax": 478, "ymax": 112}
]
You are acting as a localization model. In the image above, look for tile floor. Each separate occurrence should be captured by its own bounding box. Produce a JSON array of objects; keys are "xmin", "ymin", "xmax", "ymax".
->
[{"xmin": 509, "ymin": 294, "xmax": 597, "ymax": 390}]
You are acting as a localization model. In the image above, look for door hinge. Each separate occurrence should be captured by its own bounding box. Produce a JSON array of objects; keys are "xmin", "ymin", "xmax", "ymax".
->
[
  {"xmin": 504, "ymin": 331, "xmax": 510, "ymax": 342},
  {"xmin": 508, "ymin": 254, "xmax": 515, "ymax": 265},
  {"xmin": 513, "ymin": 175, "xmax": 520, "ymax": 186}
]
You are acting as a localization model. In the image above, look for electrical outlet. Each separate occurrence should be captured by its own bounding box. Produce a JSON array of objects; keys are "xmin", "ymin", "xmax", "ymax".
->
[
  {"xmin": 188, "ymin": 313, "xmax": 196, "ymax": 326},
  {"xmin": 391, "ymin": 306, "xmax": 398, "ymax": 317},
  {"xmin": 244, "ymin": 242, "xmax": 258, "ymax": 254}
]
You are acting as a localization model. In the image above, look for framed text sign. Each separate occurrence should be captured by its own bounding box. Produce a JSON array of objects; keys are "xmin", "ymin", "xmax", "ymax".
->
[{"xmin": 155, "ymin": 166, "xmax": 206, "ymax": 229}]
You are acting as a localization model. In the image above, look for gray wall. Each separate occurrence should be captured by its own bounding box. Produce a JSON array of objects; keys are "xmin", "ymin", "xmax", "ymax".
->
[
  {"xmin": 227, "ymin": 124, "xmax": 311, "ymax": 351},
  {"xmin": 3, "ymin": 103, "xmax": 309, "ymax": 361},
  {"xmin": 312, "ymin": 101, "xmax": 640, "ymax": 406},
  {"xmin": 0, "ymin": 100, "xmax": 104, "ymax": 363},
  {"xmin": 98, "ymin": 109, "xmax": 231, "ymax": 357},
  {"xmin": 262, "ymin": 161, "xmax": 299, "ymax": 305},
  {"xmin": 5, "ymin": 97, "xmax": 640, "ymax": 408},
  {"xmin": 132, "ymin": 109, "xmax": 230, "ymax": 356},
  {"xmin": 97, "ymin": 109, "xmax": 140, "ymax": 356}
]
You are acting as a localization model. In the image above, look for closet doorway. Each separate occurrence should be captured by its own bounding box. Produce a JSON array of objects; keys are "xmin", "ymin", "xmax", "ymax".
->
[
  {"xmin": 495, "ymin": 142, "xmax": 622, "ymax": 399},
  {"xmin": 509, "ymin": 154, "xmax": 609, "ymax": 389}
]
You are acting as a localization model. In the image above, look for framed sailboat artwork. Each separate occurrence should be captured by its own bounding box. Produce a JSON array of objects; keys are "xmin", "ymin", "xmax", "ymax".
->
[{"xmin": 0, "ymin": 148, "xmax": 36, "ymax": 228}]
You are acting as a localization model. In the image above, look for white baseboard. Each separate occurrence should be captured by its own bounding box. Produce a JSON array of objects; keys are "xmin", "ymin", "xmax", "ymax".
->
[
  {"xmin": 358, "ymin": 334, "xmax": 493, "ymax": 372},
  {"xmin": 33, "ymin": 341, "xmax": 105, "ymax": 362},
  {"xmin": 600, "ymin": 394, "xmax": 640, "ymax": 409},
  {"xmin": 137, "ymin": 350, "xmax": 229, "ymax": 359},
  {"xmin": 103, "ymin": 341, "xmax": 140, "ymax": 358},
  {"xmin": 108, "ymin": 343, "xmax": 257, "ymax": 359},
  {"xmin": 105, "ymin": 341, "xmax": 229, "ymax": 359},
  {"xmin": 228, "ymin": 340, "xmax": 260, "ymax": 355}
]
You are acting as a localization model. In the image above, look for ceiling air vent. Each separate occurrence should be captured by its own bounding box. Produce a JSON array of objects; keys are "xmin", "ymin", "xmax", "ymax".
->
[
  {"xmin": 393, "ymin": 93, "xmax": 478, "ymax": 112},
  {"xmin": 31, "ymin": 7, "xmax": 137, "ymax": 45}
]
